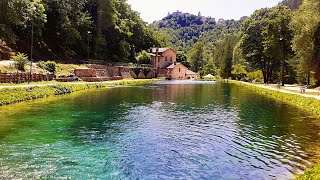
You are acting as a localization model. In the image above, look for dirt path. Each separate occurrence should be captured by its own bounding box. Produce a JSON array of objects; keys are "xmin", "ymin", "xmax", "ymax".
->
[{"xmin": 240, "ymin": 81, "xmax": 320, "ymax": 100}]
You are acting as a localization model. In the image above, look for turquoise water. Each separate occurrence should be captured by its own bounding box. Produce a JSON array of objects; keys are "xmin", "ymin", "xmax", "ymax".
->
[{"xmin": 0, "ymin": 82, "xmax": 320, "ymax": 179}]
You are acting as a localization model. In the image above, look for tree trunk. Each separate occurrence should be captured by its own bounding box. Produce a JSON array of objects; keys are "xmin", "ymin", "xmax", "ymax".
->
[
  {"xmin": 307, "ymin": 71, "xmax": 310, "ymax": 85},
  {"xmin": 262, "ymin": 70, "xmax": 267, "ymax": 83},
  {"xmin": 281, "ymin": 59, "xmax": 285, "ymax": 86}
]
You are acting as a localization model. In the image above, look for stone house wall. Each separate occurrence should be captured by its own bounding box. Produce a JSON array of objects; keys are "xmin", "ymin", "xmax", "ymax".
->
[
  {"xmin": 169, "ymin": 64, "xmax": 188, "ymax": 80},
  {"xmin": 152, "ymin": 49, "xmax": 177, "ymax": 70}
]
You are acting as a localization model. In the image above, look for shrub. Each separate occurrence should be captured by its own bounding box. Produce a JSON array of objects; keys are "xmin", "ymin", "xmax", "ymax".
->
[
  {"xmin": 10, "ymin": 52, "xmax": 29, "ymax": 71},
  {"xmin": 247, "ymin": 70, "xmax": 264, "ymax": 83},
  {"xmin": 232, "ymin": 64, "xmax": 247, "ymax": 80},
  {"xmin": 38, "ymin": 61, "xmax": 57, "ymax": 73}
]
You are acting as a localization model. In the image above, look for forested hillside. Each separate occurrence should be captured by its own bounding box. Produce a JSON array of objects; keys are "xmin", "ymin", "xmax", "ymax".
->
[
  {"xmin": 0, "ymin": 0, "xmax": 167, "ymax": 61},
  {"xmin": 150, "ymin": 11, "xmax": 244, "ymax": 53},
  {"xmin": 151, "ymin": 0, "xmax": 319, "ymax": 86}
]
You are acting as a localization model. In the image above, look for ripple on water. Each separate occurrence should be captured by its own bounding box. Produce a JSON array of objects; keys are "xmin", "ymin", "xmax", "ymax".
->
[{"xmin": 0, "ymin": 83, "xmax": 319, "ymax": 179}]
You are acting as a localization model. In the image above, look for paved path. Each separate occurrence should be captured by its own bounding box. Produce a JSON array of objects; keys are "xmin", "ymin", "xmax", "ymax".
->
[{"xmin": 240, "ymin": 81, "xmax": 320, "ymax": 100}]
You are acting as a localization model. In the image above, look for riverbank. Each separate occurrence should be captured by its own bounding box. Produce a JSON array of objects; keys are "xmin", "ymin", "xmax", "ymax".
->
[
  {"xmin": 229, "ymin": 81, "xmax": 320, "ymax": 118},
  {"xmin": 229, "ymin": 80, "xmax": 320, "ymax": 179},
  {"xmin": 0, "ymin": 79, "xmax": 158, "ymax": 106}
]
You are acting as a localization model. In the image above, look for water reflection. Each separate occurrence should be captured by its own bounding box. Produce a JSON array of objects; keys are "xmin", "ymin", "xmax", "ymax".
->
[{"xmin": 0, "ymin": 83, "xmax": 319, "ymax": 179}]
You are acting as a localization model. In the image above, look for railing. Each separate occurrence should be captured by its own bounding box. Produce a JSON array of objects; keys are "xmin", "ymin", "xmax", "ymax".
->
[{"xmin": 0, "ymin": 72, "xmax": 55, "ymax": 83}]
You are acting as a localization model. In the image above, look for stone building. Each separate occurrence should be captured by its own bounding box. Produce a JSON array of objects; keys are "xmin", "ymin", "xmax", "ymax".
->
[{"xmin": 149, "ymin": 48, "xmax": 197, "ymax": 80}]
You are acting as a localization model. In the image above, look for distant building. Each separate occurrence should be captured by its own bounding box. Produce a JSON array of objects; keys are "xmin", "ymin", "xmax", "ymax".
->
[
  {"xmin": 149, "ymin": 48, "xmax": 197, "ymax": 80},
  {"xmin": 171, "ymin": 10, "xmax": 183, "ymax": 17},
  {"xmin": 217, "ymin": 18, "xmax": 226, "ymax": 27}
]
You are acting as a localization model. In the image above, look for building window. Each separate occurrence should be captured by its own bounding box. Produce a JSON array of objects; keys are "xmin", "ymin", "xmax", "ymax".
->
[
  {"xmin": 170, "ymin": 57, "xmax": 173, "ymax": 61},
  {"xmin": 165, "ymin": 57, "xmax": 167, "ymax": 61},
  {"xmin": 179, "ymin": 68, "xmax": 181, "ymax": 72}
]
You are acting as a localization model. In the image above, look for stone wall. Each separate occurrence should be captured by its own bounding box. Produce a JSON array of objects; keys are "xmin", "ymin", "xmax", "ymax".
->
[
  {"xmin": 80, "ymin": 76, "xmax": 123, "ymax": 82},
  {"xmin": 74, "ymin": 69, "xmax": 102, "ymax": 77},
  {"xmin": 74, "ymin": 65, "xmax": 153, "ymax": 82}
]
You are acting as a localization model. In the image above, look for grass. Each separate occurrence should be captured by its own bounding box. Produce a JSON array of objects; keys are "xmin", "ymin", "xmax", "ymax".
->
[
  {"xmin": 0, "ymin": 61, "xmax": 88, "ymax": 76},
  {"xmin": 0, "ymin": 79, "xmax": 158, "ymax": 106},
  {"xmin": 229, "ymin": 80, "xmax": 320, "ymax": 179},
  {"xmin": 296, "ymin": 163, "xmax": 320, "ymax": 180},
  {"xmin": 56, "ymin": 63, "xmax": 88, "ymax": 76},
  {"xmin": 0, "ymin": 81, "xmax": 60, "ymax": 86},
  {"xmin": 229, "ymin": 81, "xmax": 320, "ymax": 118}
]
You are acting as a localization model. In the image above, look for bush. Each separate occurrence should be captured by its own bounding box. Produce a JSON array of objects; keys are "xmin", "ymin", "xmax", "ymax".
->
[
  {"xmin": 10, "ymin": 52, "xmax": 29, "ymax": 71},
  {"xmin": 247, "ymin": 70, "xmax": 264, "ymax": 83},
  {"xmin": 232, "ymin": 64, "xmax": 247, "ymax": 80},
  {"xmin": 38, "ymin": 61, "xmax": 57, "ymax": 73}
]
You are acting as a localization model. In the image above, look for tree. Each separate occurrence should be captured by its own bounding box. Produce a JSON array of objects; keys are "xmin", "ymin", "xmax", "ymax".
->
[
  {"xmin": 203, "ymin": 61, "xmax": 218, "ymax": 76},
  {"xmin": 262, "ymin": 5, "xmax": 293, "ymax": 85},
  {"xmin": 11, "ymin": 52, "xmax": 29, "ymax": 71},
  {"xmin": 211, "ymin": 34, "xmax": 239, "ymax": 78},
  {"xmin": 176, "ymin": 51, "xmax": 190, "ymax": 67},
  {"xmin": 136, "ymin": 50, "xmax": 151, "ymax": 64},
  {"xmin": 188, "ymin": 41, "xmax": 204, "ymax": 72},
  {"xmin": 0, "ymin": 0, "xmax": 46, "ymax": 44},
  {"xmin": 291, "ymin": 0, "xmax": 320, "ymax": 85},
  {"xmin": 232, "ymin": 64, "xmax": 247, "ymax": 80},
  {"xmin": 241, "ymin": 6, "xmax": 293, "ymax": 84},
  {"xmin": 232, "ymin": 40, "xmax": 247, "ymax": 66}
]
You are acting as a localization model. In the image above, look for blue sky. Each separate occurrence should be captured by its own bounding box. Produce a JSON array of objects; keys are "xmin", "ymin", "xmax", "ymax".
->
[{"xmin": 127, "ymin": 0, "xmax": 281, "ymax": 23}]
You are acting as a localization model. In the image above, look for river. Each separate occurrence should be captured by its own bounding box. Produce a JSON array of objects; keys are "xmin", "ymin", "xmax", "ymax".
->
[{"xmin": 0, "ymin": 82, "xmax": 319, "ymax": 179}]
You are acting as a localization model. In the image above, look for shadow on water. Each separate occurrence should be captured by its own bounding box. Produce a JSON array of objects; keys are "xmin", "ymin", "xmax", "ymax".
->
[{"xmin": 0, "ymin": 82, "xmax": 320, "ymax": 179}]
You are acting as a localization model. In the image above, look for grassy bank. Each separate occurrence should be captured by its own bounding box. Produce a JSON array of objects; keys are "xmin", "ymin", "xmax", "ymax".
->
[
  {"xmin": 229, "ymin": 81, "xmax": 320, "ymax": 118},
  {"xmin": 296, "ymin": 163, "xmax": 320, "ymax": 180},
  {"xmin": 0, "ymin": 79, "xmax": 158, "ymax": 106},
  {"xmin": 229, "ymin": 81, "xmax": 320, "ymax": 179}
]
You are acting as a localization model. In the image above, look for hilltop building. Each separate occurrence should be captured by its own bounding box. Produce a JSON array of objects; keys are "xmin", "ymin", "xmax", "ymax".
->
[
  {"xmin": 149, "ymin": 48, "xmax": 197, "ymax": 80},
  {"xmin": 217, "ymin": 18, "xmax": 226, "ymax": 27}
]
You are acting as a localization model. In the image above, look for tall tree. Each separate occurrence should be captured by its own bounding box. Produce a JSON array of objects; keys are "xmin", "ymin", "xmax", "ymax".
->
[
  {"xmin": 0, "ymin": 0, "xmax": 46, "ymax": 44},
  {"xmin": 188, "ymin": 41, "xmax": 204, "ymax": 73},
  {"xmin": 291, "ymin": 0, "xmax": 320, "ymax": 85},
  {"xmin": 241, "ymin": 6, "xmax": 293, "ymax": 83},
  {"xmin": 241, "ymin": 8, "xmax": 269, "ymax": 83},
  {"xmin": 262, "ymin": 5, "xmax": 293, "ymax": 85}
]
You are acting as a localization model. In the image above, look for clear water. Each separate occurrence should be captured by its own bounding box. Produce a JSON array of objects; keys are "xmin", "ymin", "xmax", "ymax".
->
[{"xmin": 0, "ymin": 82, "xmax": 320, "ymax": 179}]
